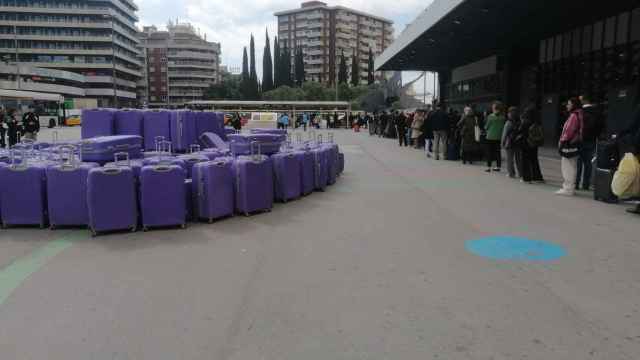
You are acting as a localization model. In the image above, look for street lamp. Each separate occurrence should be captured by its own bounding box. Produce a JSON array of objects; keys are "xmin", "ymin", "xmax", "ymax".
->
[{"xmin": 103, "ymin": 14, "xmax": 118, "ymax": 108}]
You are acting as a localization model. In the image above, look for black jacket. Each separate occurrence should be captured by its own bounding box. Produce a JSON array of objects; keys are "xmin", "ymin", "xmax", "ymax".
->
[
  {"xmin": 22, "ymin": 112, "xmax": 40, "ymax": 133},
  {"xmin": 429, "ymin": 109, "xmax": 449, "ymax": 131},
  {"xmin": 581, "ymin": 105, "xmax": 604, "ymax": 142},
  {"xmin": 394, "ymin": 114, "xmax": 407, "ymax": 129}
]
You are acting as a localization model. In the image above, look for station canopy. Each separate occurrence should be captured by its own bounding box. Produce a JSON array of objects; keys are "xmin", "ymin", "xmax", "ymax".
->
[
  {"xmin": 188, "ymin": 100, "xmax": 351, "ymax": 113},
  {"xmin": 375, "ymin": 0, "xmax": 638, "ymax": 72},
  {"xmin": 0, "ymin": 89, "xmax": 63, "ymax": 102}
]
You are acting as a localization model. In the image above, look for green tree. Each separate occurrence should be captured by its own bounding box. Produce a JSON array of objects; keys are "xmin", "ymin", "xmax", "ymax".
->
[
  {"xmin": 367, "ymin": 48, "xmax": 375, "ymax": 85},
  {"xmin": 338, "ymin": 50, "xmax": 347, "ymax": 84},
  {"xmin": 205, "ymin": 71, "xmax": 242, "ymax": 100},
  {"xmin": 282, "ymin": 44, "xmax": 293, "ymax": 87},
  {"xmin": 262, "ymin": 29, "xmax": 273, "ymax": 92},
  {"xmin": 273, "ymin": 36, "xmax": 280, "ymax": 88},
  {"xmin": 240, "ymin": 47, "xmax": 249, "ymax": 99},
  {"xmin": 249, "ymin": 34, "xmax": 259, "ymax": 99},
  {"xmin": 351, "ymin": 51, "xmax": 359, "ymax": 86},
  {"xmin": 301, "ymin": 81, "xmax": 332, "ymax": 101},
  {"xmin": 262, "ymin": 85, "xmax": 305, "ymax": 101}
]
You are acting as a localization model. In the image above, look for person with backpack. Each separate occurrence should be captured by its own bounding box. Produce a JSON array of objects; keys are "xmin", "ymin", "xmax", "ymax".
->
[
  {"xmin": 502, "ymin": 106, "xmax": 521, "ymax": 178},
  {"xmin": 21, "ymin": 109, "xmax": 40, "ymax": 141},
  {"xmin": 457, "ymin": 106, "xmax": 479, "ymax": 165},
  {"xmin": 576, "ymin": 95, "xmax": 605, "ymax": 191},
  {"xmin": 556, "ymin": 97, "xmax": 584, "ymax": 196},
  {"xmin": 516, "ymin": 105, "xmax": 545, "ymax": 184},
  {"xmin": 484, "ymin": 101, "xmax": 506, "ymax": 172}
]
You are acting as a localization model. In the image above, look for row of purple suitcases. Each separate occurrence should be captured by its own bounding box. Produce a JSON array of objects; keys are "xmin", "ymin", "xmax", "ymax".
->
[
  {"xmin": 81, "ymin": 109, "xmax": 226, "ymax": 151},
  {"xmin": 0, "ymin": 138, "xmax": 344, "ymax": 233}
]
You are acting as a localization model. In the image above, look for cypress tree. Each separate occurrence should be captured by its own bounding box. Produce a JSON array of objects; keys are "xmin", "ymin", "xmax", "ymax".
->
[
  {"xmin": 249, "ymin": 34, "xmax": 258, "ymax": 99},
  {"xmin": 338, "ymin": 50, "xmax": 347, "ymax": 84},
  {"xmin": 262, "ymin": 29, "xmax": 273, "ymax": 92},
  {"xmin": 351, "ymin": 51, "xmax": 359, "ymax": 86},
  {"xmin": 273, "ymin": 36, "xmax": 280, "ymax": 88},
  {"xmin": 295, "ymin": 47, "xmax": 305, "ymax": 86},
  {"xmin": 241, "ymin": 47, "xmax": 249, "ymax": 99},
  {"xmin": 367, "ymin": 48, "xmax": 375, "ymax": 85},
  {"xmin": 282, "ymin": 44, "xmax": 292, "ymax": 87}
]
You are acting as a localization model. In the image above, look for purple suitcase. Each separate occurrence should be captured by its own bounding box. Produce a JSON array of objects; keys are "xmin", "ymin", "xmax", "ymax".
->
[
  {"xmin": 224, "ymin": 126, "xmax": 238, "ymax": 139},
  {"xmin": 170, "ymin": 110, "xmax": 198, "ymax": 153},
  {"xmin": 87, "ymin": 154, "xmax": 137, "ymax": 235},
  {"xmin": 0, "ymin": 152, "xmax": 48, "ymax": 228},
  {"xmin": 322, "ymin": 143, "xmax": 339, "ymax": 185},
  {"xmin": 298, "ymin": 147, "xmax": 315, "ymax": 195},
  {"xmin": 143, "ymin": 110, "xmax": 172, "ymax": 151},
  {"xmin": 228, "ymin": 134, "xmax": 283, "ymax": 156},
  {"xmin": 272, "ymin": 151, "xmax": 302, "ymax": 202},
  {"xmin": 195, "ymin": 112, "xmax": 224, "ymax": 139},
  {"xmin": 199, "ymin": 132, "xmax": 229, "ymax": 152},
  {"xmin": 338, "ymin": 152, "xmax": 344, "ymax": 175},
  {"xmin": 177, "ymin": 152, "xmax": 209, "ymax": 179},
  {"xmin": 46, "ymin": 146, "xmax": 99, "ymax": 228},
  {"xmin": 139, "ymin": 164, "xmax": 186, "ymax": 230},
  {"xmin": 310, "ymin": 145, "xmax": 328, "ymax": 191},
  {"xmin": 250, "ymin": 128, "xmax": 287, "ymax": 135},
  {"xmin": 192, "ymin": 158, "xmax": 235, "ymax": 222},
  {"xmin": 234, "ymin": 143, "xmax": 274, "ymax": 215},
  {"xmin": 81, "ymin": 109, "xmax": 115, "ymax": 139},
  {"xmin": 184, "ymin": 179, "xmax": 194, "ymax": 221},
  {"xmin": 79, "ymin": 135, "xmax": 143, "ymax": 164},
  {"xmin": 114, "ymin": 109, "xmax": 144, "ymax": 137}
]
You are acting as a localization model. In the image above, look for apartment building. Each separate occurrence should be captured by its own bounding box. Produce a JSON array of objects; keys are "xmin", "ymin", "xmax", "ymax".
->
[
  {"xmin": 0, "ymin": 0, "xmax": 143, "ymax": 107},
  {"xmin": 275, "ymin": 1, "xmax": 393, "ymax": 84},
  {"xmin": 138, "ymin": 22, "xmax": 220, "ymax": 107}
]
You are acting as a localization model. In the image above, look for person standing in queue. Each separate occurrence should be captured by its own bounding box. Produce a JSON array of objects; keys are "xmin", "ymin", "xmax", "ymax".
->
[
  {"xmin": 395, "ymin": 111, "xmax": 408, "ymax": 147},
  {"xmin": 0, "ymin": 107, "xmax": 6, "ymax": 148},
  {"xmin": 556, "ymin": 98, "xmax": 583, "ymax": 196},
  {"xmin": 484, "ymin": 101, "xmax": 506, "ymax": 172},
  {"xmin": 576, "ymin": 95, "xmax": 604, "ymax": 191},
  {"xmin": 502, "ymin": 106, "xmax": 521, "ymax": 178},
  {"xmin": 429, "ymin": 103, "xmax": 449, "ymax": 160}
]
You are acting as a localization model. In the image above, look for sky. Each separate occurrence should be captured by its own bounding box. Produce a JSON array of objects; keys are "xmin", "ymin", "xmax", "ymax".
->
[{"xmin": 136, "ymin": 0, "xmax": 429, "ymax": 77}]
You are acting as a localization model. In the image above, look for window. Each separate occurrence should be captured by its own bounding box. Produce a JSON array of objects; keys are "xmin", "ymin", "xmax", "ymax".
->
[
  {"xmin": 554, "ymin": 34, "xmax": 562, "ymax": 60},
  {"xmin": 617, "ymin": 12, "xmax": 630, "ymax": 45},
  {"xmin": 632, "ymin": 8, "xmax": 640, "ymax": 42},
  {"xmin": 593, "ymin": 21, "xmax": 604, "ymax": 51},
  {"xmin": 572, "ymin": 28, "xmax": 582, "ymax": 55},
  {"xmin": 604, "ymin": 16, "xmax": 616, "ymax": 47},
  {"xmin": 582, "ymin": 25, "xmax": 593, "ymax": 54}
]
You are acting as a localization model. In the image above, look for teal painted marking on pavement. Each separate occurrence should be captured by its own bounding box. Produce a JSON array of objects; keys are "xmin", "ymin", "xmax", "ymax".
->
[
  {"xmin": 0, "ymin": 235, "xmax": 78, "ymax": 306},
  {"xmin": 466, "ymin": 236, "xmax": 567, "ymax": 262}
]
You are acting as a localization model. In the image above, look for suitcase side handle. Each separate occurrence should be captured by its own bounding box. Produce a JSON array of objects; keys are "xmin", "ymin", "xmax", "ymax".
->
[{"xmin": 152, "ymin": 165, "xmax": 172, "ymax": 172}]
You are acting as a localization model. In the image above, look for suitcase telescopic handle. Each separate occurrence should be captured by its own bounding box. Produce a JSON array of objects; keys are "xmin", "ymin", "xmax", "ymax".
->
[
  {"xmin": 154, "ymin": 136, "xmax": 165, "ymax": 152},
  {"xmin": 52, "ymin": 130, "xmax": 59, "ymax": 144},
  {"xmin": 296, "ymin": 133, "xmax": 302, "ymax": 143},
  {"xmin": 58, "ymin": 144, "xmax": 77, "ymax": 169},
  {"xmin": 251, "ymin": 141, "xmax": 261, "ymax": 162},
  {"xmin": 328, "ymin": 132, "xmax": 334, "ymax": 143},
  {"xmin": 317, "ymin": 134, "xmax": 323, "ymax": 144},
  {"xmin": 114, "ymin": 152, "xmax": 130, "ymax": 168},
  {"xmin": 190, "ymin": 144, "xmax": 200, "ymax": 154},
  {"xmin": 9, "ymin": 148, "xmax": 25, "ymax": 168}
]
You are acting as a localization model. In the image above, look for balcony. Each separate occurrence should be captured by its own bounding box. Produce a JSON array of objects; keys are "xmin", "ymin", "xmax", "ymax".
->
[
  {"xmin": 85, "ymin": 76, "xmax": 137, "ymax": 88},
  {"xmin": 3, "ymin": 47, "xmax": 112, "ymax": 56},
  {"xmin": 85, "ymin": 87, "xmax": 136, "ymax": 99},
  {"xmin": 167, "ymin": 51, "xmax": 214, "ymax": 60},
  {"xmin": 168, "ymin": 72, "xmax": 216, "ymax": 79},
  {"xmin": 0, "ymin": 19, "xmax": 111, "ymax": 29},
  {"xmin": 0, "ymin": 33, "xmax": 112, "ymax": 42},
  {"xmin": 307, "ymin": 12, "xmax": 323, "ymax": 20},
  {"xmin": 169, "ymin": 63, "xmax": 216, "ymax": 70},
  {"xmin": 169, "ymin": 82, "xmax": 211, "ymax": 88},
  {"xmin": 305, "ymin": 58, "xmax": 324, "ymax": 65},
  {"xmin": 307, "ymin": 49, "xmax": 323, "ymax": 56},
  {"xmin": 0, "ymin": 5, "xmax": 109, "ymax": 16},
  {"xmin": 0, "ymin": 79, "xmax": 85, "ymax": 96}
]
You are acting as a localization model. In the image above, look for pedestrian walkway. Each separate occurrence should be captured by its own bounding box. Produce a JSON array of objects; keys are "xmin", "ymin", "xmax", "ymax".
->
[{"xmin": 0, "ymin": 129, "xmax": 638, "ymax": 359}]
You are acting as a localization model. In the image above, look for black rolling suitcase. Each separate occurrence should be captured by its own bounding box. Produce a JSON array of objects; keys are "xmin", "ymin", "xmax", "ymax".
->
[
  {"xmin": 594, "ymin": 168, "xmax": 618, "ymax": 203},
  {"xmin": 596, "ymin": 139, "xmax": 620, "ymax": 170}
]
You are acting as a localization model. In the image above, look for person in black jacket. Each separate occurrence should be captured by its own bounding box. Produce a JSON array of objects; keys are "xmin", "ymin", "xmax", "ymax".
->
[
  {"xmin": 576, "ymin": 96, "xmax": 605, "ymax": 190},
  {"xmin": 0, "ymin": 107, "xmax": 6, "ymax": 148},
  {"xmin": 517, "ymin": 106, "xmax": 545, "ymax": 184},
  {"xmin": 429, "ymin": 104, "xmax": 450, "ymax": 160},
  {"xmin": 394, "ymin": 111, "xmax": 408, "ymax": 147},
  {"xmin": 6, "ymin": 108, "xmax": 19, "ymax": 147}
]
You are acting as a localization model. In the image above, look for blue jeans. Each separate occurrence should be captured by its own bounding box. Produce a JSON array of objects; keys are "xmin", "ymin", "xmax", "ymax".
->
[{"xmin": 576, "ymin": 141, "xmax": 595, "ymax": 189}]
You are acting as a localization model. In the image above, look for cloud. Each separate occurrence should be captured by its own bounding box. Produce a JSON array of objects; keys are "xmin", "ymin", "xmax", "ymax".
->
[{"xmin": 136, "ymin": 0, "xmax": 429, "ymax": 78}]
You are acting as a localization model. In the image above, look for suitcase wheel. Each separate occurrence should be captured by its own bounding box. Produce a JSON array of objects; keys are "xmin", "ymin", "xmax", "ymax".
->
[
  {"xmin": 207, "ymin": 219, "xmax": 213, "ymax": 224},
  {"xmin": 90, "ymin": 229, "xmax": 98, "ymax": 237},
  {"xmin": 181, "ymin": 223, "xmax": 187, "ymax": 229},
  {"xmin": 130, "ymin": 226, "xmax": 137, "ymax": 232},
  {"xmin": 49, "ymin": 224, "xmax": 56, "ymax": 231},
  {"xmin": 142, "ymin": 227, "xmax": 148, "ymax": 232},
  {"xmin": 1, "ymin": 222, "xmax": 6, "ymax": 229},
  {"xmin": 244, "ymin": 212, "xmax": 250, "ymax": 217}
]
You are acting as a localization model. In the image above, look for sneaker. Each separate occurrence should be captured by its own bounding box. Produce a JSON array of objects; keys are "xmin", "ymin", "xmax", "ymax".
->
[
  {"xmin": 626, "ymin": 206, "xmax": 640, "ymax": 215},
  {"xmin": 493, "ymin": 167, "xmax": 501, "ymax": 172},
  {"xmin": 520, "ymin": 179, "xmax": 532, "ymax": 184},
  {"xmin": 484, "ymin": 169, "xmax": 492, "ymax": 173},
  {"xmin": 533, "ymin": 180, "xmax": 546, "ymax": 184},
  {"xmin": 555, "ymin": 189, "xmax": 575, "ymax": 196}
]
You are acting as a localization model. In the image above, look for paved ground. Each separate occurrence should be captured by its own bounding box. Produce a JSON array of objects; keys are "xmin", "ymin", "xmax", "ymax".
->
[{"xmin": 1, "ymin": 129, "xmax": 639, "ymax": 359}]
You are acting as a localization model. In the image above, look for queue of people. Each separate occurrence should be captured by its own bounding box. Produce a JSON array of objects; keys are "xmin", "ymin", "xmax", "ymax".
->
[{"xmin": 0, "ymin": 107, "xmax": 40, "ymax": 148}]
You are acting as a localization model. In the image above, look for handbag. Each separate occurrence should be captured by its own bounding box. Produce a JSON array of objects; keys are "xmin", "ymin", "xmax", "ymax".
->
[
  {"xmin": 558, "ymin": 111, "xmax": 583, "ymax": 158},
  {"xmin": 474, "ymin": 117, "xmax": 482, "ymax": 142}
]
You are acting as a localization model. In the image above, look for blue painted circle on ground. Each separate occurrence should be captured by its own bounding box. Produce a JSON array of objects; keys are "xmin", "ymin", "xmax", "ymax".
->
[{"xmin": 466, "ymin": 236, "xmax": 567, "ymax": 261}]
